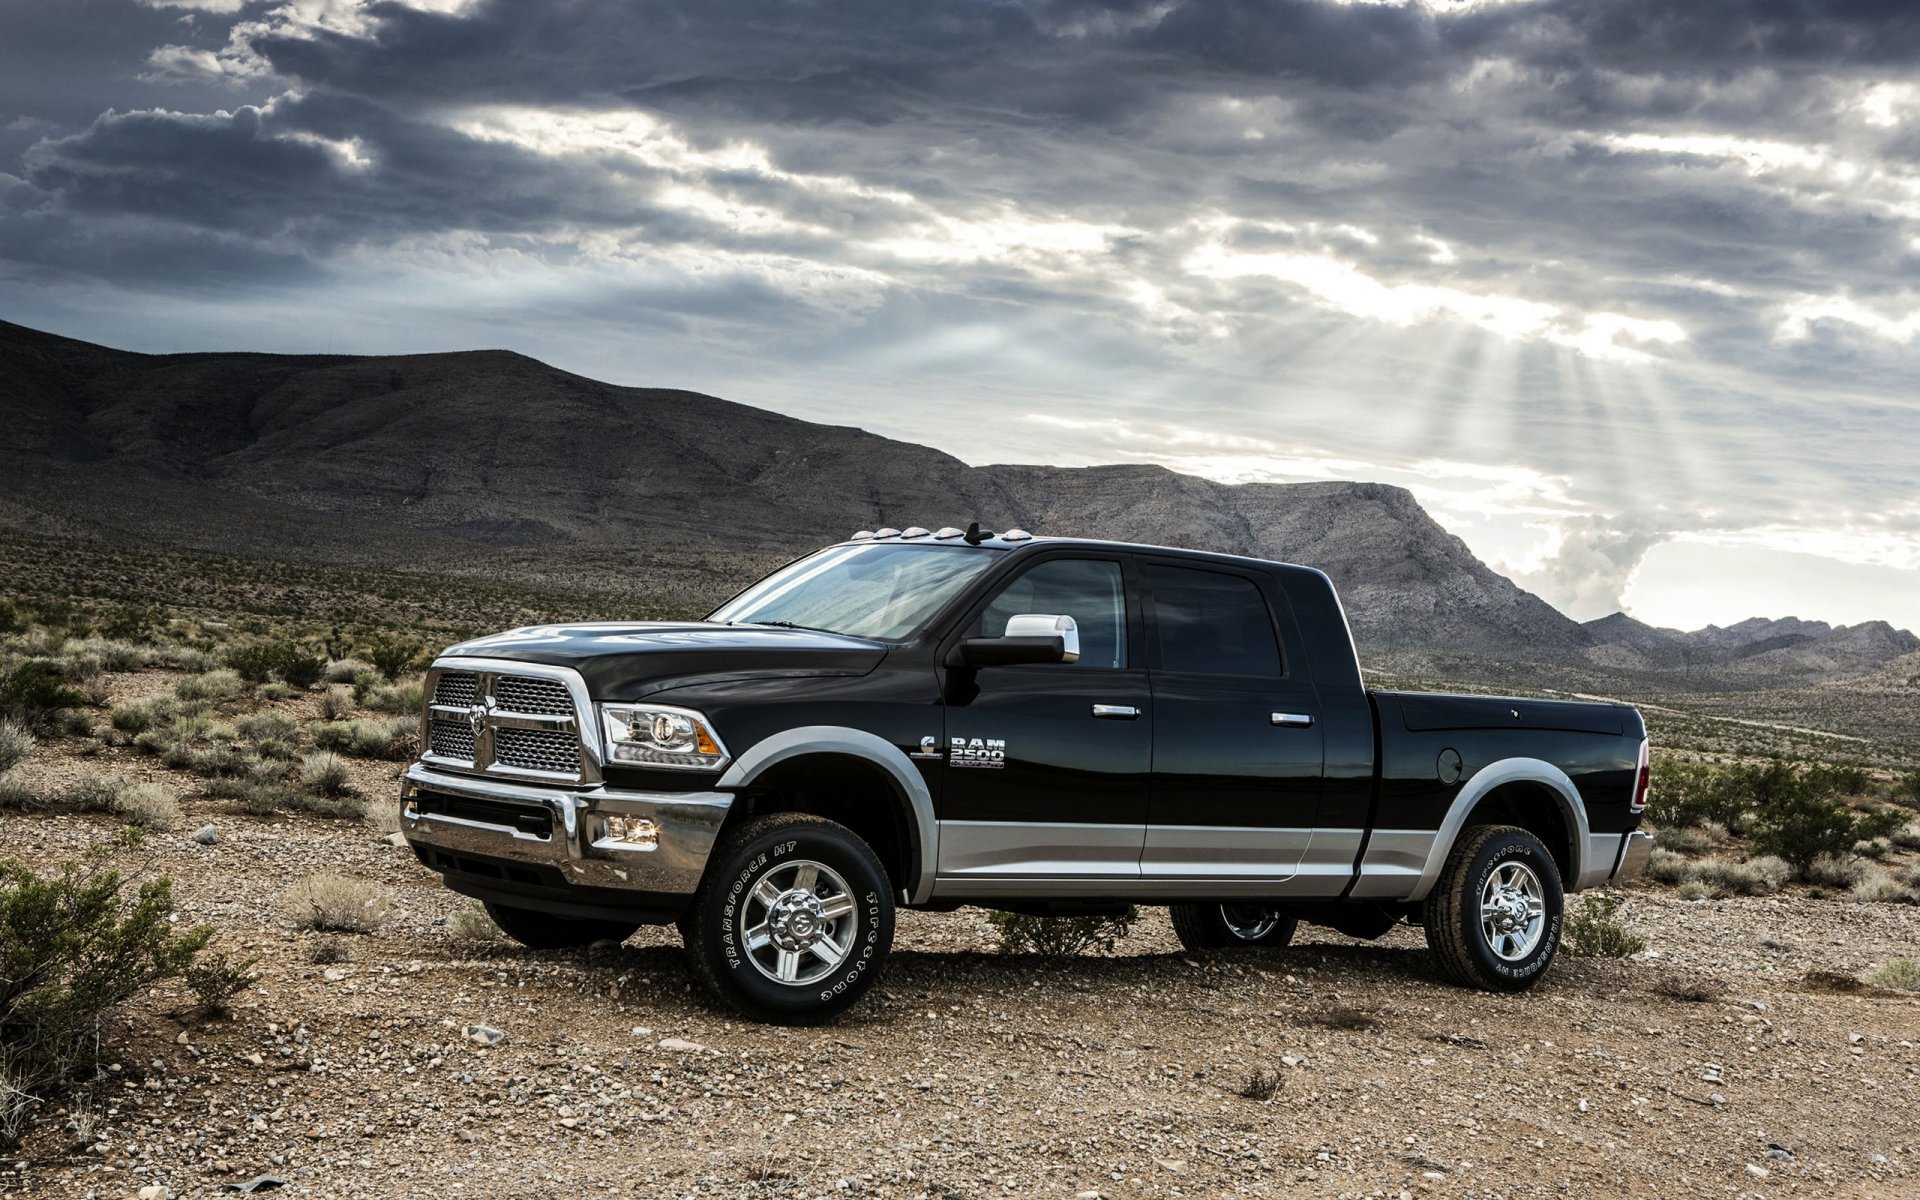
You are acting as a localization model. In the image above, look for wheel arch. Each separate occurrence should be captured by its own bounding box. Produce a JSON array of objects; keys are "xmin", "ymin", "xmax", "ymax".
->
[
  {"xmin": 715, "ymin": 727, "xmax": 937, "ymax": 904},
  {"xmin": 1408, "ymin": 758, "xmax": 1590, "ymax": 902}
]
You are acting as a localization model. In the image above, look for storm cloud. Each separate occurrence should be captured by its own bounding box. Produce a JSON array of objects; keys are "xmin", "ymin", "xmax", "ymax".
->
[{"xmin": 3, "ymin": 0, "xmax": 1919, "ymax": 627}]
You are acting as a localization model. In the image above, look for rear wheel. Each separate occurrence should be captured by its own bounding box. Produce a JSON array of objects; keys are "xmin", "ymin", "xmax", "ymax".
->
[
  {"xmin": 1169, "ymin": 903, "xmax": 1299, "ymax": 951},
  {"xmin": 483, "ymin": 902, "xmax": 640, "ymax": 950},
  {"xmin": 680, "ymin": 813, "xmax": 894, "ymax": 1024},
  {"xmin": 1423, "ymin": 824, "xmax": 1564, "ymax": 992}
]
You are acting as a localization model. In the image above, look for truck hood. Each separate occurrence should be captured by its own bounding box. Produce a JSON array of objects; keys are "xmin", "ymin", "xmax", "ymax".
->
[{"xmin": 441, "ymin": 621, "xmax": 888, "ymax": 699}]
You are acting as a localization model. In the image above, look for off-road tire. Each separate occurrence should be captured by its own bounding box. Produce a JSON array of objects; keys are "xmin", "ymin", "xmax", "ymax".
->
[
  {"xmin": 1424, "ymin": 824, "xmax": 1564, "ymax": 992},
  {"xmin": 484, "ymin": 902, "xmax": 641, "ymax": 950},
  {"xmin": 1169, "ymin": 903, "xmax": 1299, "ymax": 951},
  {"xmin": 680, "ymin": 813, "xmax": 894, "ymax": 1024}
]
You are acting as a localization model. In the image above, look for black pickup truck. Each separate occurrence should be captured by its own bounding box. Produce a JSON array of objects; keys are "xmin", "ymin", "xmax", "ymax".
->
[{"xmin": 401, "ymin": 526, "xmax": 1653, "ymax": 1021}]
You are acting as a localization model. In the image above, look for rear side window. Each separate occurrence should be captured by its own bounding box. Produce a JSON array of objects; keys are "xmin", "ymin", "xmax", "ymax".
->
[
  {"xmin": 1146, "ymin": 565, "xmax": 1282, "ymax": 677},
  {"xmin": 976, "ymin": 559, "xmax": 1128, "ymax": 668}
]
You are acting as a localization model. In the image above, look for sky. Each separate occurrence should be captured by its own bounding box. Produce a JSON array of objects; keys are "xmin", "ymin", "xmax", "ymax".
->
[{"xmin": 2, "ymin": 0, "xmax": 1918, "ymax": 633}]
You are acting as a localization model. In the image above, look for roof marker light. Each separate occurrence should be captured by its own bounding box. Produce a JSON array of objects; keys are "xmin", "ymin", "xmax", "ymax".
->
[
  {"xmin": 850, "ymin": 530, "xmax": 875, "ymax": 541},
  {"xmin": 1001, "ymin": 528, "xmax": 1034, "ymax": 542},
  {"xmin": 900, "ymin": 526, "xmax": 931, "ymax": 539},
  {"xmin": 874, "ymin": 527, "xmax": 902, "ymax": 539},
  {"xmin": 932, "ymin": 527, "xmax": 965, "ymax": 540}
]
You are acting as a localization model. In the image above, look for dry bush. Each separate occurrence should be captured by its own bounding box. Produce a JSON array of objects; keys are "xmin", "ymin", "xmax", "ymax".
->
[
  {"xmin": 1654, "ymin": 826, "xmax": 1716, "ymax": 856},
  {"xmin": 183, "ymin": 950, "xmax": 257, "ymax": 1015},
  {"xmin": 174, "ymin": 669, "xmax": 246, "ymax": 704},
  {"xmin": 1890, "ymin": 822, "xmax": 1920, "ymax": 851},
  {"xmin": 314, "ymin": 717, "xmax": 414, "ymax": 760},
  {"xmin": 1564, "ymin": 894, "xmax": 1645, "ymax": 958},
  {"xmin": 1851, "ymin": 870, "xmax": 1918, "ymax": 905},
  {"xmin": 0, "ymin": 776, "xmax": 43, "ymax": 812},
  {"xmin": 63, "ymin": 776, "xmax": 123, "ymax": 813},
  {"xmin": 110, "ymin": 782, "xmax": 181, "ymax": 832},
  {"xmin": 987, "ymin": 907, "xmax": 1138, "ymax": 957},
  {"xmin": 1237, "ymin": 1068, "xmax": 1284, "ymax": 1102},
  {"xmin": 318, "ymin": 685, "xmax": 354, "ymax": 721},
  {"xmin": 1692, "ymin": 856, "xmax": 1791, "ymax": 897},
  {"xmin": 323, "ymin": 659, "xmax": 373, "ymax": 685},
  {"xmin": 447, "ymin": 902, "xmax": 503, "ymax": 946},
  {"xmin": 1806, "ymin": 853, "xmax": 1866, "ymax": 889},
  {"xmin": 1645, "ymin": 848, "xmax": 1692, "ymax": 885},
  {"xmin": 298, "ymin": 751, "xmax": 353, "ymax": 797},
  {"xmin": 280, "ymin": 873, "xmax": 391, "ymax": 934},
  {"xmin": 1674, "ymin": 880, "xmax": 1712, "ymax": 901},
  {"xmin": 0, "ymin": 720, "xmax": 36, "ymax": 775},
  {"xmin": 363, "ymin": 679, "xmax": 424, "ymax": 715},
  {"xmin": 1866, "ymin": 958, "xmax": 1920, "ymax": 992}
]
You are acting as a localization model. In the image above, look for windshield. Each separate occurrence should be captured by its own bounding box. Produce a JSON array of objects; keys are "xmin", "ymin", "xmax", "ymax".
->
[{"xmin": 709, "ymin": 543, "xmax": 1003, "ymax": 640}]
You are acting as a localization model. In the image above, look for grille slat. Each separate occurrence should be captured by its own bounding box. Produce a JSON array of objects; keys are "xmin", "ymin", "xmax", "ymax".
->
[
  {"xmin": 428, "ymin": 718, "xmax": 476, "ymax": 761},
  {"xmin": 493, "ymin": 726, "xmax": 581, "ymax": 775},
  {"xmin": 492, "ymin": 676, "xmax": 572, "ymax": 715},
  {"xmin": 433, "ymin": 672, "xmax": 479, "ymax": 707}
]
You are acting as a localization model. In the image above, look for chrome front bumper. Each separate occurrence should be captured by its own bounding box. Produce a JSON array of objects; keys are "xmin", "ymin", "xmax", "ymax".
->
[
  {"xmin": 400, "ymin": 763, "xmax": 732, "ymax": 905},
  {"xmin": 1610, "ymin": 830, "xmax": 1655, "ymax": 884}
]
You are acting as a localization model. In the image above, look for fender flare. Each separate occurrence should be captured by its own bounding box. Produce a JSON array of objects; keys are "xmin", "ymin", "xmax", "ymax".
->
[
  {"xmin": 1407, "ymin": 757, "xmax": 1591, "ymax": 902},
  {"xmin": 716, "ymin": 726, "xmax": 938, "ymax": 905}
]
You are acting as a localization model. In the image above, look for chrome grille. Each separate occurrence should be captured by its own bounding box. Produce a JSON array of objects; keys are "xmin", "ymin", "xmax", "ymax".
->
[
  {"xmin": 493, "ymin": 727, "xmax": 581, "ymax": 775},
  {"xmin": 433, "ymin": 672, "xmax": 479, "ymax": 707},
  {"xmin": 428, "ymin": 717, "xmax": 476, "ymax": 761},
  {"xmin": 420, "ymin": 663, "xmax": 593, "ymax": 783},
  {"xmin": 493, "ymin": 676, "xmax": 572, "ymax": 715}
]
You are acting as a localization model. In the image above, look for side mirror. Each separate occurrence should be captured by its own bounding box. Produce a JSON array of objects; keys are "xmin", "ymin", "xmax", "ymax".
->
[{"xmin": 947, "ymin": 613, "xmax": 1081, "ymax": 668}]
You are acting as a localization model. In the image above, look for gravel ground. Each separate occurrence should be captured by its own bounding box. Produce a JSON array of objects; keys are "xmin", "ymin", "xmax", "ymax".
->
[
  {"xmin": 4, "ymin": 713, "xmax": 1918, "ymax": 1200},
  {"xmin": 4, "ymin": 802, "xmax": 1918, "ymax": 1200}
]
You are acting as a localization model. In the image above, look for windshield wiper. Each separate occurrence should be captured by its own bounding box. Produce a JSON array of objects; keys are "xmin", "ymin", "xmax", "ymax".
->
[{"xmin": 741, "ymin": 620, "xmax": 834, "ymax": 634}]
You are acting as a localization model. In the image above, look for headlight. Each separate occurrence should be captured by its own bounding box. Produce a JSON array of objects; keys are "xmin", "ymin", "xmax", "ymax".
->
[{"xmin": 599, "ymin": 704, "xmax": 730, "ymax": 771}]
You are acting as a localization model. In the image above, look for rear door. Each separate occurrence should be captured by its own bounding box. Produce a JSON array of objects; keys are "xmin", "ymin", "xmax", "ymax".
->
[
  {"xmin": 1140, "ymin": 561, "xmax": 1326, "ymax": 885},
  {"xmin": 935, "ymin": 553, "xmax": 1151, "ymax": 885}
]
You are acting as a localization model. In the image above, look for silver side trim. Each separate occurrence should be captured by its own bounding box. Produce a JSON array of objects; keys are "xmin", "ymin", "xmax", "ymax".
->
[
  {"xmin": 1393, "ymin": 758, "xmax": 1594, "ymax": 902},
  {"xmin": 935, "ymin": 820, "xmax": 1143, "ymax": 879},
  {"xmin": 1346, "ymin": 829, "xmax": 1438, "ymax": 899},
  {"xmin": 931, "ymin": 875, "xmax": 1353, "ymax": 901},
  {"xmin": 1581, "ymin": 833, "xmax": 1626, "ymax": 890},
  {"xmin": 1611, "ymin": 830, "xmax": 1655, "ymax": 883},
  {"xmin": 1140, "ymin": 824, "xmax": 1310, "ymax": 880},
  {"xmin": 716, "ymin": 726, "xmax": 940, "ymax": 905}
]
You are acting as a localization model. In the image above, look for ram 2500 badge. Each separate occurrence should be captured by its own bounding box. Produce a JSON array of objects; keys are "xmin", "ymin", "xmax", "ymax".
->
[{"xmin": 401, "ymin": 525, "xmax": 1653, "ymax": 1022}]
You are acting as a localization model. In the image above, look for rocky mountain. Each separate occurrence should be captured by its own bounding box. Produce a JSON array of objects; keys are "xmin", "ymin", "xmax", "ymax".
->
[
  {"xmin": 1, "ymin": 318, "xmax": 1908, "ymax": 681},
  {"xmin": 1581, "ymin": 611, "xmax": 1920, "ymax": 679}
]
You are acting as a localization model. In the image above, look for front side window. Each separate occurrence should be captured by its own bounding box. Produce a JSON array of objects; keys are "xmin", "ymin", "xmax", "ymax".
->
[
  {"xmin": 975, "ymin": 559, "xmax": 1128, "ymax": 668},
  {"xmin": 710, "ymin": 543, "xmax": 1002, "ymax": 640},
  {"xmin": 1146, "ymin": 564, "xmax": 1282, "ymax": 677}
]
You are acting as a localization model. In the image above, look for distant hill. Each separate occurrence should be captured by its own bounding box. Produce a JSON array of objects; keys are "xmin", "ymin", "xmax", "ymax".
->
[
  {"xmin": 1581, "ymin": 611, "xmax": 1920, "ymax": 679},
  {"xmin": 2, "ymin": 318, "xmax": 1911, "ymax": 683}
]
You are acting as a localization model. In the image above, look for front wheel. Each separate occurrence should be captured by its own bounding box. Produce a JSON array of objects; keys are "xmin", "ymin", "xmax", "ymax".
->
[
  {"xmin": 483, "ymin": 902, "xmax": 641, "ymax": 950},
  {"xmin": 680, "ymin": 813, "xmax": 894, "ymax": 1024},
  {"xmin": 1169, "ymin": 903, "xmax": 1299, "ymax": 952},
  {"xmin": 1423, "ymin": 824, "xmax": 1564, "ymax": 992}
]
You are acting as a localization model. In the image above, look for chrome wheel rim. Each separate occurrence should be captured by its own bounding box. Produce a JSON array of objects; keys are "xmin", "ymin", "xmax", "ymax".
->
[
  {"xmin": 1219, "ymin": 904, "xmax": 1284, "ymax": 942},
  {"xmin": 741, "ymin": 859, "xmax": 858, "ymax": 986},
  {"xmin": 1480, "ymin": 861, "xmax": 1547, "ymax": 961}
]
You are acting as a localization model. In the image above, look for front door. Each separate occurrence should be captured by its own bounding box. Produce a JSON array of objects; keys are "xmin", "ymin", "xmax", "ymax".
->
[
  {"xmin": 1139, "ymin": 560, "xmax": 1328, "ymax": 887},
  {"xmin": 936, "ymin": 554, "xmax": 1151, "ymax": 886}
]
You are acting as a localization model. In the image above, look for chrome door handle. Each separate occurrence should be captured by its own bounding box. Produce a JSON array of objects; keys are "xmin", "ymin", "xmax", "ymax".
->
[
  {"xmin": 1271, "ymin": 712, "xmax": 1315, "ymax": 728},
  {"xmin": 1091, "ymin": 704, "xmax": 1141, "ymax": 720}
]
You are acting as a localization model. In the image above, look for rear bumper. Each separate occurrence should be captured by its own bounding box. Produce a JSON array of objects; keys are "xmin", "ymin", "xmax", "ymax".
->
[
  {"xmin": 1609, "ymin": 830, "xmax": 1655, "ymax": 884},
  {"xmin": 400, "ymin": 763, "xmax": 732, "ymax": 920}
]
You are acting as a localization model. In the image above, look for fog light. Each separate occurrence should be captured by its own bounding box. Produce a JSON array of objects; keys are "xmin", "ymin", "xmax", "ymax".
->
[
  {"xmin": 601, "ymin": 815, "xmax": 659, "ymax": 849},
  {"xmin": 402, "ymin": 797, "xmax": 419, "ymax": 819}
]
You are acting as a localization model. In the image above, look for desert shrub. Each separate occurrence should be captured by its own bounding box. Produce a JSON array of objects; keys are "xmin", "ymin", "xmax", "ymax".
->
[
  {"xmin": 96, "ymin": 607, "xmax": 157, "ymax": 644},
  {"xmin": 1654, "ymin": 825, "xmax": 1717, "ymax": 856},
  {"xmin": 63, "ymin": 776, "xmax": 122, "ymax": 813},
  {"xmin": 0, "ymin": 851, "xmax": 215, "ymax": 1148},
  {"xmin": 323, "ymin": 658, "xmax": 373, "ymax": 685},
  {"xmin": 1655, "ymin": 760, "xmax": 1748, "ymax": 829},
  {"xmin": 363, "ymin": 634, "xmax": 424, "ymax": 680},
  {"xmin": 1806, "ymin": 853, "xmax": 1866, "ymax": 889},
  {"xmin": 1851, "ymin": 871, "xmax": 1917, "ymax": 905},
  {"xmin": 1753, "ymin": 793, "xmax": 1907, "ymax": 879},
  {"xmin": 299, "ymin": 751, "xmax": 353, "ymax": 797},
  {"xmin": 1692, "ymin": 856, "xmax": 1790, "ymax": 896},
  {"xmin": 350, "ymin": 670, "xmax": 382, "ymax": 703},
  {"xmin": 1866, "ymin": 958, "xmax": 1920, "ymax": 991},
  {"xmin": 986, "ymin": 907, "xmax": 1138, "ymax": 957},
  {"xmin": 0, "ymin": 776, "xmax": 43, "ymax": 812},
  {"xmin": 1674, "ymin": 881, "xmax": 1712, "ymax": 902},
  {"xmin": 319, "ymin": 717, "xmax": 413, "ymax": 760},
  {"xmin": 1645, "ymin": 848, "xmax": 1692, "ymax": 885},
  {"xmin": 1237, "ymin": 1067, "xmax": 1283, "ymax": 1101},
  {"xmin": 110, "ymin": 782, "xmax": 181, "ymax": 831},
  {"xmin": 363, "ymin": 679, "xmax": 424, "ymax": 715},
  {"xmin": 0, "ymin": 601, "xmax": 17, "ymax": 636},
  {"xmin": 108, "ymin": 702, "xmax": 158, "ymax": 735},
  {"xmin": 280, "ymin": 873, "xmax": 391, "ymax": 933},
  {"xmin": 0, "ymin": 661, "xmax": 90, "ymax": 732},
  {"xmin": 223, "ymin": 643, "xmax": 280, "ymax": 685},
  {"xmin": 259, "ymin": 682, "xmax": 293, "ymax": 702},
  {"xmin": 70, "ymin": 637, "xmax": 155, "ymax": 673},
  {"xmin": 1563, "ymin": 894, "xmax": 1645, "ymax": 958},
  {"xmin": 447, "ymin": 902, "xmax": 503, "ymax": 946},
  {"xmin": 318, "ymin": 685, "xmax": 353, "ymax": 721},
  {"xmin": 169, "ymin": 647, "xmax": 221, "ymax": 675},
  {"xmin": 175, "ymin": 669, "xmax": 245, "ymax": 704},
  {"xmin": 0, "ymin": 721, "xmax": 34, "ymax": 775},
  {"xmin": 202, "ymin": 776, "xmax": 301, "ymax": 816},
  {"xmin": 183, "ymin": 950, "xmax": 257, "ymax": 1015},
  {"xmin": 1891, "ymin": 823, "xmax": 1920, "ymax": 851},
  {"xmin": 276, "ymin": 649, "xmax": 325, "ymax": 690}
]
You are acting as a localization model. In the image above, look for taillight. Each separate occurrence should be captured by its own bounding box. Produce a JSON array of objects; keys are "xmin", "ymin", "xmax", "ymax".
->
[{"xmin": 1630, "ymin": 738, "xmax": 1651, "ymax": 813}]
